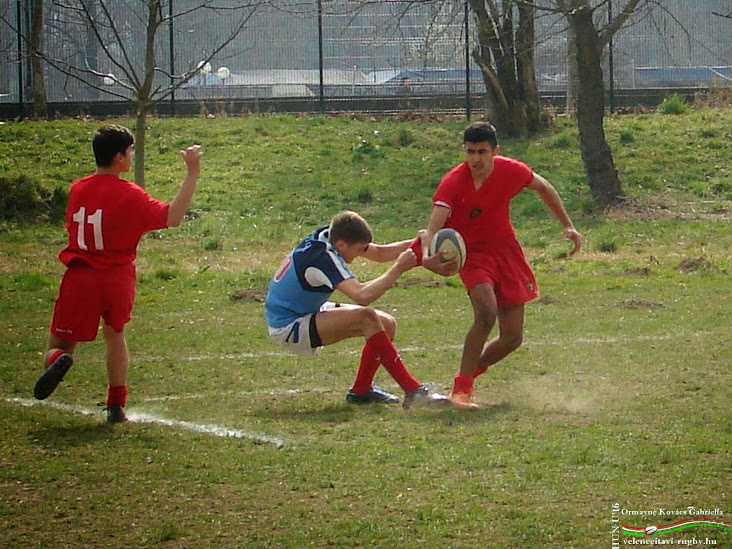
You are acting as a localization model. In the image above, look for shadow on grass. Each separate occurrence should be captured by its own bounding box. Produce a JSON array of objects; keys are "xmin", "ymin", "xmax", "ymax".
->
[
  {"xmin": 255, "ymin": 400, "xmax": 513, "ymax": 425},
  {"xmin": 414, "ymin": 401, "xmax": 513, "ymax": 424},
  {"xmin": 28, "ymin": 421, "xmax": 147, "ymax": 449},
  {"xmin": 253, "ymin": 403, "xmax": 359, "ymax": 423}
]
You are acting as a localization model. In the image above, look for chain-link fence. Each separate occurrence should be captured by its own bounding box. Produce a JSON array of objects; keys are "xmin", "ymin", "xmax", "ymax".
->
[{"xmin": 1, "ymin": 0, "xmax": 730, "ymax": 116}]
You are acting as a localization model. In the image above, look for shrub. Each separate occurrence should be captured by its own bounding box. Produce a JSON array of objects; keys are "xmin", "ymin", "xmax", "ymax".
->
[
  {"xmin": 397, "ymin": 128, "xmax": 414, "ymax": 147},
  {"xmin": 356, "ymin": 185, "xmax": 373, "ymax": 204},
  {"xmin": 49, "ymin": 186, "xmax": 69, "ymax": 223},
  {"xmin": 619, "ymin": 130, "xmax": 635, "ymax": 144},
  {"xmin": 0, "ymin": 175, "xmax": 66, "ymax": 222},
  {"xmin": 597, "ymin": 239, "xmax": 618, "ymax": 253},
  {"xmin": 203, "ymin": 238, "xmax": 223, "ymax": 251},
  {"xmin": 154, "ymin": 268, "xmax": 179, "ymax": 281},
  {"xmin": 550, "ymin": 135, "xmax": 572, "ymax": 148},
  {"xmin": 352, "ymin": 139, "xmax": 384, "ymax": 161},
  {"xmin": 658, "ymin": 94, "xmax": 688, "ymax": 115}
]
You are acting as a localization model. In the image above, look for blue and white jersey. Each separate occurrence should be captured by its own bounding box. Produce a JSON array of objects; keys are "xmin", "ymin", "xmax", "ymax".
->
[{"xmin": 265, "ymin": 226, "xmax": 355, "ymax": 328}]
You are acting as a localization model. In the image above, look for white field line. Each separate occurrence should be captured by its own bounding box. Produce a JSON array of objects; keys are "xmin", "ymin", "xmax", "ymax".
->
[
  {"xmin": 133, "ymin": 330, "xmax": 714, "ymax": 363},
  {"xmin": 11, "ymin": 331, "xmax": 712, "ymax": 423},
  {"xmin": 141, "ymin": 387, "xmax": 334, "ymax": 402},
  {"xmin": 5, "ymin": 397, "xmax": 286, "ymax": 448},
  {"xmin": 132, "ymin": 330, "xmax": 715, "ymax": 405}
]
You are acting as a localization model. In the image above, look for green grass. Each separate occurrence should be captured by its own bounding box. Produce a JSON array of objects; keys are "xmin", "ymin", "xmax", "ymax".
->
[{"xmin": 0, "ymin": 110, "xmax": 730, "ymax": 548}]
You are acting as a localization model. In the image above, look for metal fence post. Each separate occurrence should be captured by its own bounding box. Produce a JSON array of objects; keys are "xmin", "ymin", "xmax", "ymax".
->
[
  {"xmin": 318, "ymin": 0, "xmax": 325, "ymax": 114},
  {"xmin": 169, "ymin": 0, "xmax": 175, "ymax": 116},
  {"xmin": 16, "ymin": 0, "xmax": 24, "ymax": 119},
  {"xmin": 608, "ymin": 0, "xmax": 615, "ymax": 113},
  {"xmin": 464, "ymin": 0, "xmax": 471, "ymax": 121}
]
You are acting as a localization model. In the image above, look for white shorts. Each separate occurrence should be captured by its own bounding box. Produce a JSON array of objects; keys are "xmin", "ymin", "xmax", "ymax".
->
[{"xmin": 268, "ymin": 301, "xmax": 338, "ymax": 358}]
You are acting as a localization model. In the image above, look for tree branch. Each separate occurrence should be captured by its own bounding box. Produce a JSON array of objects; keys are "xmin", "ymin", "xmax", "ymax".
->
[
  {"xmin": 472, "ymin": 48, "xmax": 510, "ymax": 109},
  {"xmin": 598, "ymin": 0, "xmax": 644, "ymax": 48}
]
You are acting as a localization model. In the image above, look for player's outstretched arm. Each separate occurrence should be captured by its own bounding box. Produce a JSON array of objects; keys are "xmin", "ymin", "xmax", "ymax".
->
[
  {"xmin": 167, "ymin": 145, "xmax": 202, "ymax": 227},
  {"xmin": 362, "ymin": 239, "xmax": 414, "ymax": 263},
  {"xmin": 528, "ymin": 172, "xmax": 582, "ymax": 256},
  {"xmin": 336, "ymin": 249, "xmax": 417, "ymax": 306}
]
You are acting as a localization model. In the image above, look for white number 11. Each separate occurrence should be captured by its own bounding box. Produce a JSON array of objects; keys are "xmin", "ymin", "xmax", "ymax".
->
[{"xmin": 72, "ymin": 207, "xmax": 104, "ymax": 251}]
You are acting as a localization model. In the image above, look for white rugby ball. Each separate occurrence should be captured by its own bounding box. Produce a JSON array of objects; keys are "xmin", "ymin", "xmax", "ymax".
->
[{"xmin": 429, "ymin": 228, "xmax": 467, "ymax": 270}]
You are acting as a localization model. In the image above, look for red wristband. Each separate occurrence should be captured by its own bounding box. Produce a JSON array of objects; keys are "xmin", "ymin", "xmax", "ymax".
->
[{"xmin": 409, "ymin": 236, "xmax": 423, "ymax": 266}]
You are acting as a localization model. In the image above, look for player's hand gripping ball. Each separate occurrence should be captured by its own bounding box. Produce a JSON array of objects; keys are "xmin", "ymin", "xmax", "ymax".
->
[{"xmin": 429, "ymin": 228, "xmax": 467, "ymax": 270}]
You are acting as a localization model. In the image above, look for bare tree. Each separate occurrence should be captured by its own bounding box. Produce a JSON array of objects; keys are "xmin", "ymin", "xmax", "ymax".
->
[
  {"xmin": 0, "ymin": 0, "xmax": 49, "ymax": 117},
  {"xmin": 468, "ymin": 0, "xmax": 546, "ymax": 137},
  {"xmin": 466, "ymin": 0, "xmax": 647, "ymax": 204},
  {"xmin": 36, "ymin": 0, "xmax": 261, "ymax": 187},
  {"xmin": 371, "ymin": 0, "xmax": 545, "ymax": 137},
  {"xmin": 551, "ymin": 0, "xmax": 644, "ymax": 205},
  {"xmin": 444, "ymin": 0, "xmax": 644, "ymax": 203}
]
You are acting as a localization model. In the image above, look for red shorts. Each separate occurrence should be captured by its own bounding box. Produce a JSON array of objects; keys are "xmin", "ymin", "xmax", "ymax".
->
[
  {"xmin": 50, "ymin": 263, "xmax": 136, "ymax": 342},
  {"xmin": 459, "ymin": 242, "xmax": 539, "ymax": 307}
]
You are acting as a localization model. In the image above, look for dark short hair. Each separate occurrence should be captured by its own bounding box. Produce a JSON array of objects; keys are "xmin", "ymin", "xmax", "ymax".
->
[
  {"xmin": 463, "ymin": 122, "xmax": 498, "ymax": 149},
  {"xmin": 92, "ymin": 125, "xmax": 134, "ymax": 167},
  {"xmin": 329, "ymin": 210, "xmax": 373, "ymax": 245}
]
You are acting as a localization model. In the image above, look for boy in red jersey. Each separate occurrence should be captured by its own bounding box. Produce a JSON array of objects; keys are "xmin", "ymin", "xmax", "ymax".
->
[
  {"xmin": 33, "ymin": 125, "xmax": 202, "ymax": 423},
  {"xmin": 416, "ymin": 122, "xmax": 582, "ymax": 410}
]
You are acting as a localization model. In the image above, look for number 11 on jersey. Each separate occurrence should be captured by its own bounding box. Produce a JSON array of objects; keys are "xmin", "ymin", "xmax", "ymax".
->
[{"xmin": 72, "ymin": 207, "xmax": 104, "ymax": 251}]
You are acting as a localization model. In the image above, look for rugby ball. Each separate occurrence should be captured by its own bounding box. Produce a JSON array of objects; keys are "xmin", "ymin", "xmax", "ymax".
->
[{"xmin": 429, "ymin": 228, "xmax": 467, "ymax": 270}]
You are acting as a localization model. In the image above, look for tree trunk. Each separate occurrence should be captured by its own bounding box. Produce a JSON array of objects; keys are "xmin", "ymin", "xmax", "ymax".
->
[
  {"xmin": 133, "ymin": 0, "xmax": 162, "ymax": 189},
  {"xmin": 85, "ymin": 2, "xmax": 99, "ymax": 100},
  {"xmin": 565, "ymin": 25, "xmax": 577, "ymax": 117},
  {"xmin": 468, "ymin": 0, "xmax": 546, "ymax": 138},
  {"xmin": 30, "ymin": 0, "xmax": 47, "ymax": 119},
  {"xmin": 516, "ymin": 1, "xmax": 544, "ymax": 132},
  {"xmin": 134, "ymin": 107, "xmax": 147, "ymax": 188},
  {"xmin": 566, "ymin": 6, "xmax": 623, "ymax": 205},
  {"xmin": 474, "ymin": 48, "xmax": 527, "ymax": 138}
]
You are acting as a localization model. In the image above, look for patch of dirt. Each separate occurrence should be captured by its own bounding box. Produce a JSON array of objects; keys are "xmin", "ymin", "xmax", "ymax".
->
[
  {"xmin": 536, "ymin": 295, "xmax": 559, "ymax": 305},
  {"xmin": 677, "ymin": 257, "xmax": 715, "ymax": 273},
  {"xmin": 512, "ymin": 374, "xmax": 618, "ymax": 416},
  {"xmin": 325, "ymin": 110, "xmax": 466, "ymax": 123},
  {"xmin": 693, "ymin": 88, "xmax": 732, "ymax": 109},
  {"xmin": 614, "ymin": 104, "xmax": 656, "ymax": 115},
  {"xmin": 624, "ymin": 267, "xmax": 651, "ymax": 276},
  {"xmin": 601, "ymin": 200, "xmax": 668, "ymax": 221},
  {"xmin": 618, "ymin": 299, "xmax": 667, "ymax": 309},
  {"xmin": 397, "ymin": 110, "xmax": 464, "ymax": 122},
  {"xmin": 230, "ymin": 288, "xmax": 267, "ymax": 302},
  {"xmin": 601, "ymin": 198, "xmax": 731, "ymax": 222},
  {"xmin": 395, "ymin": 276, "xmax": 446, "ymax": 289}
]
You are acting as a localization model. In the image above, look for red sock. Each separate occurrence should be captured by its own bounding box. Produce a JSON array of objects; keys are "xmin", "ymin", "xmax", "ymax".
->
[
  {"xmin": 46, "ymin": 349, "xmax": 65, "ymax": 367},
  {"xmin": 350, "ymin": 342, "xmax": 381, "ymax": 394},
  {"xmin": 452, "ymin": 374, "xmax": 474, "ymax": 395},
  {"xmin": 473, "ymin": 365, "xmax": 489, "ymax": 379},
  {"xmin": 107, "ymin": 385, "xmax": 128, "ymax": 407},
  {"xmin": 368, "ymin": 331, "xmax": 421, "ymax": 394}
]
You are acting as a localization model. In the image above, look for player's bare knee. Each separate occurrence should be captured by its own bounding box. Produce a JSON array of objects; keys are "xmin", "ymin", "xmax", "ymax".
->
[
  {"xmin": 380, "ymin": 312, "xmax": 396, "ymax": 339},
  {"xmin": 359, "ymin": 307, "xmax": 383, "ymax": 331},
  {"xmin": 503, "ymin": 333, "xmax": 523, "ymax": 351},
  {"xmin": 473, "ymin": 308, "xmax": 497, "ymax": 331}
]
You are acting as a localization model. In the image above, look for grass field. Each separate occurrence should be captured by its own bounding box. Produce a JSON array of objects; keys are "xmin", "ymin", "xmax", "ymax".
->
[{"xmin": 1, "ymin": 109, "xmax": 730, "ymax": 548}]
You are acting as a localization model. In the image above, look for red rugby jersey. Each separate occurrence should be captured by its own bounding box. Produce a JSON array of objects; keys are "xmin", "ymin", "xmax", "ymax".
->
[
  {"xmin": 432, "ymin": 156, "xmax": 533, "ymax": 253},
  {"xmin": 58, "ymin": 174, "xmax": 169, "ymax": 268}
]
